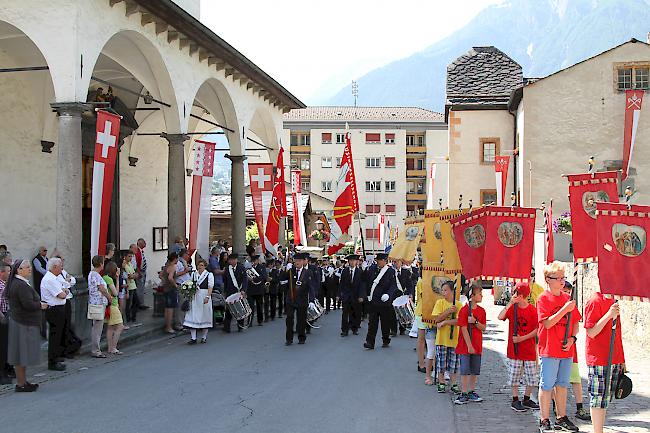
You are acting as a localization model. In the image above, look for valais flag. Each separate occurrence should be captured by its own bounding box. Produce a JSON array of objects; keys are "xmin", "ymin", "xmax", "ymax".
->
[
  {"xmin": 327, "ymin": 129, "xmax": 359, "ymax": 255},
  {"xmin": 90, "ymin": 110, "xmax": 121, "ymax": 257},
  {"xmin": 264, "ymin": 147, "xmax": 286, "ymax": 255},
  {"xmin": 188, "ymin": 139, "xmax": 216, "ymax": 257},
  {"xmin": 494, "ymin": 155, "xmax": 510, "ymax": 206}
]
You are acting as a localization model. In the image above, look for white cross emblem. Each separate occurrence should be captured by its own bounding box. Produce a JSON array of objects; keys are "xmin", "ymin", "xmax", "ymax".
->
[
  {"xmin": 251, "ymin": 167, "xmax": 271, "ymax": 189},
  {"xmin": 97, "ymin": 120, "xmax": 116, "ymax": 158}
]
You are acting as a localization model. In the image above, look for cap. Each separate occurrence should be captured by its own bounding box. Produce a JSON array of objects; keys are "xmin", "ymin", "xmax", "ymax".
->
[
  {"xmin": 514, "ymin": 282, "xmax": 530, "ymax": 297},
  {"xmin": 376, "ymin": 252, "xmax": 389, "ymax": 261},
  {"xmin": 294, "ymin": 252, "xmax": 309, "ymax": 260},
  {"xmin": 250, "ymin": 254, "xmax": 260, "ymax": 261},
  {"xmin": 346, "ymin": 254, "xmax": 360, "ymax": 261}
]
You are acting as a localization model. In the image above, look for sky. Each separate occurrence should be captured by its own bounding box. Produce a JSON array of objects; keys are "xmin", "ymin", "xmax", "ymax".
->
[{"xmin": 200, "ymin": 0, "xmax": 501, "ymax": 105}]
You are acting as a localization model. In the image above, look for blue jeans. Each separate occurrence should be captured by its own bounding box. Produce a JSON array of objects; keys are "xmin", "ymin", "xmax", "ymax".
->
[{"xmin": 539, "ymin": 356, "xmax": 572, "ymax": 391}]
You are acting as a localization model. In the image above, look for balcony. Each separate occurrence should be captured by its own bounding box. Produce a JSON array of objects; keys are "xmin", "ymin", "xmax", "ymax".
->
[
  {"xmin": 406, "ymin": 169, "xmax": 427, "ymax": 178},
  {"xmin": 290, "ymin": 145, "xmax": 311, "ymax": 154},
  {"xmin": 301, "ymin": 169, "xmax": 311, "ymax": 178},
  {"xmin": 406, "ymin": 145, "xmax": 427, "ymax": 154},
  {"xmin": 406, "ymin": 193, "xmax": 427, "ymax": 201}
]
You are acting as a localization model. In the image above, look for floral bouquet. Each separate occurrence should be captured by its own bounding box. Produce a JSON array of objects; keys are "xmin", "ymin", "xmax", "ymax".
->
[
  {"xmin": 553, "ymin": 211, "xmax": 572, "ymax": 234},
  {"xmin": 179, "ymin": 280, "xmax": 197, "ymax": 311}
]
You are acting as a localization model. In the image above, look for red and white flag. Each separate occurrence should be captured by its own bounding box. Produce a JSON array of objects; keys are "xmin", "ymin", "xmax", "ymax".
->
[
  {"xmin": 90, "ymin": 110, "xmax": 121, "ymax": 257},
  {"xmin": 188, "ymin": 139, "xmax": 216, "ymax": 257},
  {"xmin": 263, "ymin": 148, "xmax": 286, "ymax": 255},
  {"xmin": 495, "ymin": 155, "xmax": 510, "ymax": 206},
  {"xmin": 248, "ymin": 163, "xmax": 274, "ymax": 253},
  {"xmin": 623, "ymin": 90, "xmax": 644, "ymax": 180},
  {"xmin": 327, "ymin": 129, "xmax": 359, "ymax": 255},
  {"xmin": 291, "ymin": 170, "xmax": 307, "ymax": 246},
  {"xmin": 378, "ymin": 214, "xmax": 386, "ymax": 250},
  {"xmin": 426, "ymin": 162, "xmax": 437, "ymax": 209},
  {"xmin": 545, "ymin": 199, "xmax": 554, "ymax": 264}
]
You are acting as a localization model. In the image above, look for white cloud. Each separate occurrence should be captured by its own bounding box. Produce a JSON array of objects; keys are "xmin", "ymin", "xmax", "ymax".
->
[{"xmin": 200, "ymin": 0, "xmax": 500, "ymax": 103}]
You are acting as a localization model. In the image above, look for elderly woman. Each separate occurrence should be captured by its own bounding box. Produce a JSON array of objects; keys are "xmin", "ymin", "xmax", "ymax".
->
[
  {"xmin": 6, "ymin": 260, "xmax": 48, "ymax": 392},
  {"xmin": 183, "ymin": 259, "xmax": 214, "ymax": 344},
  {"xmin": 88, "ymin": 255, "xmax": 111, "ymax": 358},
  {"xmin": 102, "ymin": 262, "xmax": 124, "ymax": 355}
]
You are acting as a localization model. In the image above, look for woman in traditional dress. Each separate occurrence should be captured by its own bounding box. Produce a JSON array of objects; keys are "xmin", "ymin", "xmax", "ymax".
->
[{"xmin": 183, "ymin": 259, "xmax": 214, "ymax": 344}]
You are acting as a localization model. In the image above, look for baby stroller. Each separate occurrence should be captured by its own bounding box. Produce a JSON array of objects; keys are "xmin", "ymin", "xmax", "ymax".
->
[{"xmin": 211, "ymin": 288, "xmax": 226, "ymax": 327}]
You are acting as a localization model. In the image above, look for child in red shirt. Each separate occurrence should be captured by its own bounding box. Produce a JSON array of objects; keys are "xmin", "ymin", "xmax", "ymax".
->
[
  {"xmin": 453, "ymin": 284, "xmax": 486, "ymax": 405},
  {"xmin": 498, "ymin": 282, "xmax": 539, "ymax": 412},
  {"xmin": 584, "ymin": 291, "xmax": 625, "ymax": 433}
]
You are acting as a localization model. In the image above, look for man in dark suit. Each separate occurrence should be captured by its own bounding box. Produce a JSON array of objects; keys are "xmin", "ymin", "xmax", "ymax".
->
[
  {"xmin": 364, "ymin": 253, "xmax": 397, "ymax": 349},
  {"xmin": 277, "ymin": 260, "xmax": 288, "ymax": 318},
  {"xmin": 246, "ymin": 255, "xmax": 267, "ymax": 326},
  {"xmin": 285, "ymin": 252, "xmax": 316, "ymax": 345},
  {"xmin": 266, "ymin": 260, "xmax": 279, "ymax": 321},
  {"xmin": 223, "ymin": 253, "xmax": 248, "ymax": 333},
  {"xmin": 339, "ymin": 254, "xmax": 364, "ymax": 336},
  {"xmin": 391, "ymin": 261, "xmax": 414, "ymax": 336}
]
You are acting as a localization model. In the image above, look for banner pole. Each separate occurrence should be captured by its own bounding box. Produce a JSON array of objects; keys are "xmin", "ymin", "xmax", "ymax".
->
[
  {"xmin": 357, "ymin": 212, "xmax": 367, "ymax": 257},
  {"xmin": 603, "ymin": 312, "xmax": 618, "ymax": 402}
]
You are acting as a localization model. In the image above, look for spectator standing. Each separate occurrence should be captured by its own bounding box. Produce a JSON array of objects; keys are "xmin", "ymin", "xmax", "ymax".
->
[
  {"xmin": 174, "ymin": 249, "xmax": 192, "ymax": 330},
  {"xmin": 102, "ymin": 262, "xmax": 124, "ymax": 355},
  {"xmin": 122, "ymin": 251, "xmax": 139, "ymax": 323},
  {"xmin": 161, "ymin": 253, "xmax": 179, "ymax": 334},
  {"xmin": 0, "ymin": 262, "xmax": 12, "ymax": 384},
  {"xmin": 40, "ymin": 258, "xmax": 68, "ymax": 371},
  {"xmin": 134, "ymin": 238, "xmax": 149, "ymax": 309},
  {"xmin": 88, "ymin": 255, "xmax": 110, "ymax": 358},
  {"xmin": 53, "ymin": 253, "xmax": 78, "ymax": 359},
  {"xmin": 104, "ymin": 243, "xmax": 116, "ymax": 268},
  {"xmin": 170, "ymin": 236, "xmax": 184, "ymax": 255},
  {"xmin": 6, "ymin": 260, "xmax": 48, "ymax": 392},
  {"xmin": 32, "ymin": 246, "xmax": 48, "ymax": 338}
]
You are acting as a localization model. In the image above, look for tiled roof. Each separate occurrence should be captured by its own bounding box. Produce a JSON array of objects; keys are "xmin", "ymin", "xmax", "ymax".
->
[
  {"xmin": 446, "ymin": 46, "xmax": 523, "ymax": 106},
  {"xmin": 283, "ymin": 106, "xmax": 444, "ymax": 122},
  {"xmin": 211, "ymin": 194, "xmax": 308, "ymax": 218}
]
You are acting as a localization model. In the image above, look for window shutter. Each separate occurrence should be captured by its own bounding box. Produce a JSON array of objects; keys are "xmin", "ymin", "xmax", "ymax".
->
[
  {"xmin": 322, "ymin": 132, "xmax": 332, "ymax": 142},
  {"xmin": 365, "ymin": 133, "xmax": 380, "ymax": 143},
  {"xmin": 385, "ymin": 133, "xmax": 395, "ymax": 140},
  {"xmin": 386, "ymin": 204, "xmax": 396, "ymax": 213},
  {"xmin": 385, "ymin": 157, "xmax": 395, "ymax": 167},
  {"xmin": 406, "ymin": 159, "xmax": 414, "ymax": 170}
]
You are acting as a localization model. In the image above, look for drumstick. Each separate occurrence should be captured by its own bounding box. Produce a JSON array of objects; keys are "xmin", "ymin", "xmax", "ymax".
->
[{"xmin": 513, "ymin": 303, "xmax": 519, "ymax": 355}]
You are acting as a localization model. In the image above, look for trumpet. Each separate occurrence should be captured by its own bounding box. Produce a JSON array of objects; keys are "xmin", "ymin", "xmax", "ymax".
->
[{"xmin": 246, "ymin": 266, "xmax": 261, "ymax": 282}]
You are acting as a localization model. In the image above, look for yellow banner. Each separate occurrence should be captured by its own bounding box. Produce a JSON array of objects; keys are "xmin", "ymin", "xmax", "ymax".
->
[
  {"xmin": 420, "ymin": 271, "xmax": 462, "ymax": 325},
  {"xmin": 388, "ymin": 217, "xmax": 423, "ymax": 263},
  {"xmin": 439, "ymin": 209, "xmax": 468, "ymax": 275},
  {"xmin": 422, "ymin": 210, "xmax": 444, "ymax": 275}
]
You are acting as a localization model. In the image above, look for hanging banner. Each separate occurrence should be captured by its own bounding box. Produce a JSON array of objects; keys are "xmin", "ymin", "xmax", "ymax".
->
[
  {"xmin": 248, "ymin": 163, "xmax": 274, "ymax": 253},
  {"xmin": 378, "ymin": 214, "xmax": 386, "ymax": 251},
  {"xmin": 188, "ymin": 139, "xmax": 216, "ymax": 257},
  {"xmin": 426, "ymin": 162, "xmax": 437, "ymax": 209},
  {"xmin": 622, "ymin": 90, "xmax": 644, "ymax": 180},
  {"xmin": 422, "ymin": 210, "xmax": 443, "ymax": 274},
  {"xmin": 263, "ymin": 148, "xmax": 286, "ymax": 256},
  {"xmin": 384, "ymin": 219, "xmax": 392, "ymax": 253},
  {"xmin": 90, "ymin": 110, "xmax": 121, "ymax": 257},
  {"xmin": 482, "ymin": 206, "xmax": 536, "ymax": 282},
  {"xmin": 291, "ymin": 170, "xmax": 307, "ymax": 247},
  {"xmin": 567, "ymin": 171, "xmax": 619, "ymax": 262},
  {"xmin": 388, "ymin": 217, "xmax": 424, "ymax": 262},
  {"xmin": 597, "ymin": 202, "xmax": 650, "ymax": 301},
  {"xmin": 450, "ymin": 208, "xmax": 488, "ymax": 280},
  {"xmin": 545, "ymin": 200, "xmax": 554, "ymax": 264},
  {"xmin": 495, "ymin": 155, "xmax": 510, "ymax": 206}
]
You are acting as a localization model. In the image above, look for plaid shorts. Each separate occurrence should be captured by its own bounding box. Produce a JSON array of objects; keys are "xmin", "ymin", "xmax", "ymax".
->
[
  {"xmin": 588, "ymin": 364, "xmax": 622, "ymax": 409},
  {"xmin": 436, "ymin": 345, "xmax": 459, "ymax": 374},
  {"xmin": 507, "ymin": 359, "xmax": 539, "ymax": 387}
]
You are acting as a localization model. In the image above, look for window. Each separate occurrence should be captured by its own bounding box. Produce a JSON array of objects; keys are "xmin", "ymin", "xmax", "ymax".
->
[
  {"xmin": 335, "ymin": 157, "xmax": 342, "ymax": 168},
  {"xmin": 321, "ymin": 156, "xmax": 332, "ymax": 168},
  {"xmin": 290, "ymin": 158, "xmax": 298, "ymax": 169},
  {"xmin": 416, "ymin": 158, "xmax": 425, "ymax": 170},
  {"xmin": 152, "ymin": 227, "xmax": 168, "ymax": 251},
  {"xmin": 366, "ymin": 157, "xmax": 381, "ymax": 168},
  {"xmin": 290, "ymin": 134, "xmax": 298, "ymax": 146},
  {"xmin": 407, "ymin": 181, "xmax": 425, "ymax": 194},
  {"xmin": 385, "ymin": 133, "xmax": 395, "ymax": 144},
  {"xmin": 321, "ymin": 181, "xmax": 332, "ymax": 192},
  {"xmin": 365, "ymin": 133, "xmax": 381, "ymax": 143},
  {"xmin": 321, "ymin": 132, "xmax": 332, "ymax": 143},
  {"xmin": 301, "ymin": 134, "xmax": 311, "ymax": 146},
  {"xmin": 365, "ymin": 228, "xmax": 379, "ymax": 239},
  {"xmin": 301, "ymin": 180, "xmax": 310, "ymax": 192},
  {"xmin": 480, "ymin": 189, "xmax": 498, "ymax": 206},
  {"xmin": 385, "ymin": 204, "xmax": 396, "ymax": 215},
  {"xmin": 417, "ymin": 135, "xmax": 425, "ymax": 145},
  {"xmin": 406, "ymin": 135, "xmax": 415, "ymax": 146},
  {"xmin": 290, "ymin": 133, "xmax": 310, "ymax": 146},
  {"xmin": 406, "ymin": 205, "xmax": 419, "ymax": 217},
  {"xmin": 616, "ymin": 65, "xmax": 650, "ymax": 90},
  {"xmin": 385, "ymin": 157, "xmax": 396, "ymax": 168},
  {"xmin": 385, "ymin": 181, "xmax": 396, "ymax": 192},
  {"xmin": 300, "ymin": 159, "xmax": 310, "ymax": 170},
  {"xmin": 480, "ymin": 138, "xmax": 500, "ymax": 164},
  {"xmin": 365, "ymin": 181, "xmax": 381, "ymax": 192},
  {"xmin": 336, "ymin": 133, "xmax": 346, "ymax": 144},
  {"xmin": 365, "ymin": 204, "xmax": 381, "ymax": 214}
]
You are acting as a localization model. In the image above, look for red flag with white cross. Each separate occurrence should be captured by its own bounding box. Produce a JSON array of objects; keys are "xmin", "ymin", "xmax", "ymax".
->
[{"xmin": 248, "ymin": 163, "xmax": 274, "ymax": 253}]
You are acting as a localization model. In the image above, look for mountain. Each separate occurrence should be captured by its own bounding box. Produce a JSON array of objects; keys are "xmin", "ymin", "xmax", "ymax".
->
[{"xmin": 322, "ymin": 0, "xmax": 650, "ymax": 112}]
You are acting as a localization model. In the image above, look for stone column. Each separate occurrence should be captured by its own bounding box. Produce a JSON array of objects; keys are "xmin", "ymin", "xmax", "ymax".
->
[
  {"xmin": 225, "ymin": 154, "xmax": 247, "ymax": 256},
  {"xmin": 163, "ymin": 133, "xmax": 189, "ymax": 245},
  {"xmin": 50, "ymin": 102, "xmax": 90, "ymax": 276}
]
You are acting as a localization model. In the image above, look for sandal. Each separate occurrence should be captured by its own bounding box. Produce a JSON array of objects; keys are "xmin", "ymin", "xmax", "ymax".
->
[
  {"xmin": 91, "ymin": 352, "xmax": 106, "ymax": 359},
  {"xmin": 110, "ymin": 350, "xmax": 124, "ymax": 355},
  {"xmin": 425, "ymin": 377, "xmax": 434, "ymax": 386}
]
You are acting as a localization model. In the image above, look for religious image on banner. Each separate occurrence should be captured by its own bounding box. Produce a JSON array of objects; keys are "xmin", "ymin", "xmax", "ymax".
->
[
  {"xmin": 188, "ymin": 139, "xmax": 216, "ymax": 257},
  {"xmin": 450, "ymin": 208, "xmax": 488, "ymax": 281},
  {"xmin": 567, "ymin": 171, "xmax": 619, "ymax": 262},
  {"xmin": 440, "ymin": 209, "xmax": 467, "ymax": 275},
  {"xmin": 482, "ymin": 206, "xmax": 536, "ymax": 282},
  {"xmin": 248, "ymin": 163, "xmax": 274, "ymax": 253},
  {"xmin": 388, "ymin": 217, "xmax": 424, "ymax": 262},
  {"xmin": 597, "ymin": 202, "xmax": 650, "ymax": 301},
  {"xmin": 420, "ymin": 272, "xmax": 447, "ymax": 325},
  {"xmin": 422, "ymin": 210, "xmax": 443, "ymax": 274}
]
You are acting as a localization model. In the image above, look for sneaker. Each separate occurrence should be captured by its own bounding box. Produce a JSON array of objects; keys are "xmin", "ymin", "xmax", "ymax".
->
[
  {"xmin": 555, "ymin": 416, "xmax": 579, "ymax": 432},
  {"xmin": 539, "ymin": 419, "xmax": 554, "ymax": 433},
  {"xmin": 511, "ymin": 400, "xmax": 527, "ymax": 412},
  {"xmin": 454, "ymin": 394, "xmax": 469, "ymax": 405},
  {"xmin": 450, "ymin": 383, "xmax": 461, "ymax": 394},
  {"xmin": 575, "ymin": 408, "xmax": 591, "ymax": 421},
  {"xmin": 468, "ymin": 391, "xmax": 483, "ymax": 402},
  {"xmin": 522, "ymin": 399, "xmax": 540, "ymax": 410},
  {"xmin": 15, "ymin": 383, "xmax": 38, "ymax": 393},
  {"xmin": 437, "ymin": 383, "xmax": 446, "ymax": 393}
]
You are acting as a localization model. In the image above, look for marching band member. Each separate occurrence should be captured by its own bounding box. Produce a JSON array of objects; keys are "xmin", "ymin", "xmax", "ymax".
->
[
  {"xmin": 391, "ymin": 260, "xmax": 414, "ymax": 336},
  {"xmin": 246, "ymin": 255, "xmax": 267, "ymax": 327},
  {"xmin": 324, "ymin": 259, "xmax": 338, "ymax": 312},
  {"xmin": 285, "ymin": 252, "xmax": 316, "ymax": 345},
  {"xmin": 222, "ymin": 254, "xmax": 248, "ymax": 333},
  {"xmin": 339, "ymin": 254, "xmax": 364, "ymax": 336},
  {"xmin": 363, "ymin": 253, "xmax": 397, "ymax": 350},
  {"xmin": 266, "ymin": 260, "xmax": 280, "ymax": 321},
  {"xmin": 277, "ymin": 260, "xmax": 289, "ymax": 318}
]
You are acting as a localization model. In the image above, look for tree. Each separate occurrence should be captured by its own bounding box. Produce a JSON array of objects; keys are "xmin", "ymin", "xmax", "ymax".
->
[{"xmin": 245, "ymin": 222, "xmax": 260, "ymax": 243}]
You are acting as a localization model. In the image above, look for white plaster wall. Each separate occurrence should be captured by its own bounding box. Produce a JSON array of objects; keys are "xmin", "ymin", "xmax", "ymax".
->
[{"xmin": 522, "ymin": 42, "xmax": 650, "ymax": 218}]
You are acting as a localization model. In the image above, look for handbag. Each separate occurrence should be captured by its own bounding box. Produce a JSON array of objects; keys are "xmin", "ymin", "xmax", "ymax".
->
[
  {"xmin": 87, "ymin": 304, "xmax": 105, "ymax": 320},
  {"xmin": 181, "ymin": 299, "xmax": 190, "ymax": 312}
]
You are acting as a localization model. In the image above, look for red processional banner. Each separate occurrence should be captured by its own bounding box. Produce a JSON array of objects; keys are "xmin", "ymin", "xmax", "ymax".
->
[
  {"xmin": 597, "ymin": 202, "xmax": 650, "ymax": 301},
  {"xmin": 545, "ymin": 200, "xmax": 555, "ymax": 264},
  {"xmin": 494, "ymin": 156, "xmax": 510, "ymax": 206},
  {"xmin": 622, "ymin": 90, "xmax": 644, "ymax": 180},
  {"xmin": 248, "ymin": 163, "xmax": 274, "ymax": 253},
  {"xmin": 450, "ymin": 208, "xmax": 488, "ymax": 280},
  {"xmin": 567, "ymin": 171, "xmax": 619, "ymax": 262},
  {"xmin": 264, "ymin": 148, "xmax": 286, "ymax": 255},
  {"xmin": 291, "ymin": 170, "xmax": 307, "ymax": 246},
  {"xmin": 188, "ymin": 139, "xmax": 216, "ymax": 257},
  {"xmin": 482, "ymin": 206, "xmax": 536, "ymax": 282},
  {"xmin": 90, "ymin": 110, "xmax": 121, "ymax": 257}
]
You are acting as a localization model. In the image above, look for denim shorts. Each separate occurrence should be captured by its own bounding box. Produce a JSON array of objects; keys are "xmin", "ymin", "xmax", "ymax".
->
[
  {"xmin": 539, "ymin": 356, "xmax": 572, "ymax": 391},
  {"xmin": 425, "ymin": 327, "xmax": 437, "ymax": 340},
  {"xmin": 165, "ymin": 288, "xmax": 179, "ymax": 309},
  {"xmin": 459, "ymin": 354, "xmax": 482, "ymax": 376}
]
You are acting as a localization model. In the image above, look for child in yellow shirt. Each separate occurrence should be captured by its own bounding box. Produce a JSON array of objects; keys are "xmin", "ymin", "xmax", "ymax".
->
[{"xmin": 432, "ymin": 281, "xmax": 461, "ymax": 393}]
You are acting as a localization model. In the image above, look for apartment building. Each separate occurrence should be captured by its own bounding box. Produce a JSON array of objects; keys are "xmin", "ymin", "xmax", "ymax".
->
[{"xmin": 282, "ymin": 106, "xmax": 447, "ymax": 251}]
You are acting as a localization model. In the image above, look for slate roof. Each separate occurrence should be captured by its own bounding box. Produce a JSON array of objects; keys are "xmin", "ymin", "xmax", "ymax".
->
[
  {"xmin": 283, "ymin": 106, "xmax": 444, "ymax": 122},
  {"xmin": 446, "ymin": 46, "xmax": 523, "ymax": 107}
]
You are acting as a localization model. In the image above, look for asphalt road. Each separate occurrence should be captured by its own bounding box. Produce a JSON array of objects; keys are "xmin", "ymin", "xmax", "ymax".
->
[{"xmin": 0, "ymin": 311, "xmax": 456, "ymax": 433}]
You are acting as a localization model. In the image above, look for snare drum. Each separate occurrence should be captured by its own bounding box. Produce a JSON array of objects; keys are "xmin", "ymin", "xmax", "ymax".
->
[
  {"xmin": 307, "ymin": 298, "xmax": 325, "ymax": 322},
  {"xmin": 225, "ymin": 292, "xmax": 252, "ymax": 321},
  {"xmin": 392, "ymin": 295, "xmax": 415, "ymax": 326}
]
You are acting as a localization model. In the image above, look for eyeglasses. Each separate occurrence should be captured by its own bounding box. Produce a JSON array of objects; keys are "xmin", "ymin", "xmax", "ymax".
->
[{"xmin": 546, "ymin": 275, "xmax": 566, "ymax": 281}]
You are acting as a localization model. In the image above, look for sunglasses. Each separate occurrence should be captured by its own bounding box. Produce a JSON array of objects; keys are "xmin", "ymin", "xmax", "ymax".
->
[{"xmin": 546, "ymin": 275, "xmax": 566, "ymax": 281}]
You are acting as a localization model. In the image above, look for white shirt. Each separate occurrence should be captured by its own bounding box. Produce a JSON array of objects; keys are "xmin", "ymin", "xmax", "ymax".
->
[
  {"xmin": 40, "ymin": 271, "xmax": 67, "ymax": 306},
  {"xmin": 175, "ymin": 259, "xmax": 191, "ymax": 284},
  {"xmin": 57, "ymin": 269, "xmax": 76, "ymax": 300}
]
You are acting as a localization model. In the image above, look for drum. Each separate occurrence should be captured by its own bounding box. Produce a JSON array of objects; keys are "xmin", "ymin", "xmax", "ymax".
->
[
  {"xmin": 307, "ymin": 298, "xmax": 325, "ymax": 322},
  {"xmin": 225, "ymin": 292, "xmax": 252, "ymax": 321},
  {"xmin": 392, "ymin": 295, "xmax": 415, "ymax": 326}
]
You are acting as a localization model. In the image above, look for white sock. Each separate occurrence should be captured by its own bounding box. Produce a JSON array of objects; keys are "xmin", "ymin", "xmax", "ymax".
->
[
  {"xmin": 190, "ymin": 329, "xmax": 197, "ymax": 340},
  {"xmin": 201, "ymin": 329, "xmax": 208, "ymax": 339}
]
